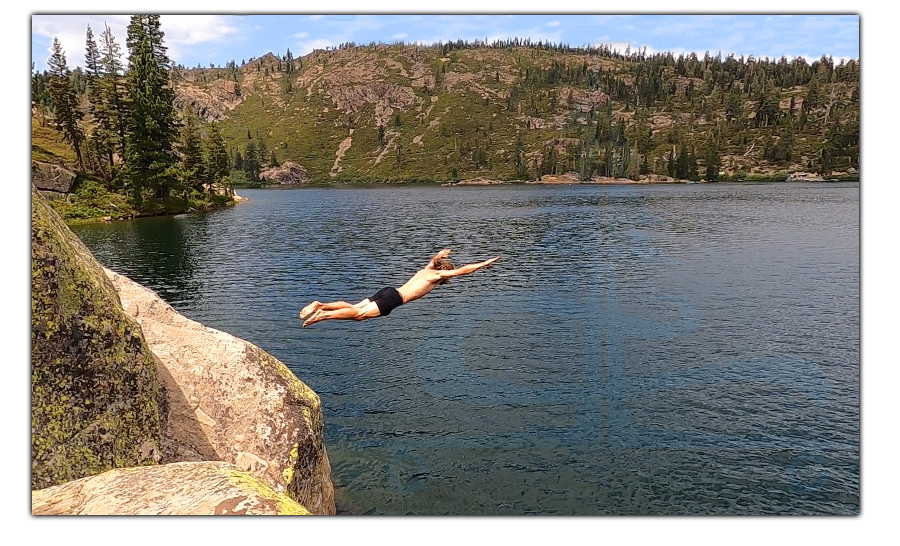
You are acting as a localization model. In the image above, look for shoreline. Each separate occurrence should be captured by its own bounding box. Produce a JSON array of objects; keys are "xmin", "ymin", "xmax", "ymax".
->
[
  {"xmin": 236, "ymin": 177, "xmax": 860, "ymax": 190},
  {"xmin": 63, "ymin": 191, "xmax": 249, "ymax": 226}
]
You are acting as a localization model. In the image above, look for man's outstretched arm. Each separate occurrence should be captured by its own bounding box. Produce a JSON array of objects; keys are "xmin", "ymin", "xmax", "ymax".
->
[{"xmin": 438, "ymin": 256, "xmax": 500, "ymax": 279}]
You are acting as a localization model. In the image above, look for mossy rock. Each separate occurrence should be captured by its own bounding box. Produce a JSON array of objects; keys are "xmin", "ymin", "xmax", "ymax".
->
[
  {"xmin": 32, "ymin": 461, "xmax": 310, "ymax": 515},
  {"xmin": 31, "ymin": 186, "xmax": 164, "ymax": 490}
]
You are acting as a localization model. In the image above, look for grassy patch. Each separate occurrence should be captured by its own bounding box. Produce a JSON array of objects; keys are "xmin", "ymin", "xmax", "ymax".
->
[{"xmin": 32, "ymin": 116, "xmax": 77, "ymax": 165}]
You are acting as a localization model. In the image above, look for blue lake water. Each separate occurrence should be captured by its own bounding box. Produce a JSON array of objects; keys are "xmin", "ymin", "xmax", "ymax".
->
[{"xmin": 71, "ymin": 182, "xmax": 860, "ymax": 515}]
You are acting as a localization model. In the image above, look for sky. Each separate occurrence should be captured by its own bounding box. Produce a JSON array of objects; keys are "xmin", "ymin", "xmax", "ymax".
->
[{"xmin": 31, "ymin": 13, "xmax": 859, "ymax": 73}]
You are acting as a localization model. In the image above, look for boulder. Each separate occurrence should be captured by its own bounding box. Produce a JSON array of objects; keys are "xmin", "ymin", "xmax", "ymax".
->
[
  {"xmin": 259, "ymin": 161, "xmax": 310, "ymax": 185},
  {"xmin": 786, "ymin": 171, "xmax": 825, "ymax": 182},
  {"xmin": 31, "ymin": 186, "xmax": 164, "ymax": 490},
  {"xmin": 105, "ymin": 269, "xmax": 336, "ymax": 515},
  {"xmin": 641, "ymin": 174, "xmax": 675, "ymax": 183},
  {"xmin": 32, "ymin": 161, "xmax": 76, "ymax": 194},
  {"xmin": 537, "ymin": 172, "xmax": 582, "ymax": 184},
  {"xmin": 454, "ymin": 178, "xmax": 508, "ymax": 186},
  {"xmin": 32, "ymin": 461, "xmax": 309, "ymax": 515}
]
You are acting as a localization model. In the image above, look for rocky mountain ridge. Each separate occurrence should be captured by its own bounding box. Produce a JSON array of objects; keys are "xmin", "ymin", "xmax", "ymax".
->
[{"xmin": 171, "ymin": 44, "xmax": 859, "ymax": 183}]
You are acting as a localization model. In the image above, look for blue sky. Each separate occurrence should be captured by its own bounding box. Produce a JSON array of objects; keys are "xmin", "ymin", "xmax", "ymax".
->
[{"xmin": 31, "ymin": 13, "xmax": 859, "ymax": 73}]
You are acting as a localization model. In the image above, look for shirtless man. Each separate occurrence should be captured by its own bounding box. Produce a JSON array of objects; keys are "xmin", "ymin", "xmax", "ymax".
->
[{"xmin": 300, "ymin": 249, "xmax": 499, "ymax": 327}]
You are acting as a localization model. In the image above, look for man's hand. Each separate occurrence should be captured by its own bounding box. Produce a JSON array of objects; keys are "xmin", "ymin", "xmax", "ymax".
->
[{"xmin": 482, "ymin": 256, "xmax": 500, "ymax": 268}]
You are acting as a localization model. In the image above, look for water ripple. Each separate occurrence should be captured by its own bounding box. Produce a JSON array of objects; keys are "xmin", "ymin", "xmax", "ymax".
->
[{"xmin": 72, "ymin": 182, "xmax": 859, "ymax": 515}]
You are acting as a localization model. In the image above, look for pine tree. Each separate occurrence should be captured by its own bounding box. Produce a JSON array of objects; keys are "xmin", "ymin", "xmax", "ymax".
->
[
  {"xmin": 203, "ymin": 122, "xmax": 231, "ymax": 192},
  {"xmin": 285, "ymin": 48, "xmax": 294, "ymax": 74},
  {"xmin": 122, "ymin": 15, "xmax": 180, "ymax": 202},
  {"xmin": 243, "ymin": 140, "xmax": 259, "ymax": 181},
  {"xmin": 515, "ymin": 133, "xmax": 527, "ymax": 179},
  {"xmin": 675, "ymin": 143, "xmax": 689, "ymax": 179},
  {"xmin": 47, "ymin": 37, "xmax": 85, "ymax": 169},
  {"xmin": 178, "ymin": 112, "xmax": 204, "ymax": 191},
  {"xmin": 99, "ymin": 24, "xmax": 128, "ymax": 163},
  {"xmin": 257, "ymin": 138, "xmax": 268, "ymax": 170},
  {"xmin": 84, "ymin": 25, "xmax": 110, "ymax": 178},
  {"xmin": 725, "ymin": 89, "xmax": 743, "ymax": 123},
  {"xmin": 705, "ymin": 136, "xmax": 721, "ymax": 182}
]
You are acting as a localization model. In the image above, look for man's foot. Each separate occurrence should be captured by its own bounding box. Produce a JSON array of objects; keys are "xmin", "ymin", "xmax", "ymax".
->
[
  {"xmin": 303, "ymin": 309, "xmax": 326, "ymax": 327},
  {"xmin": 300, "ymin": 301, "xmax": 321, "ymax": 319}
]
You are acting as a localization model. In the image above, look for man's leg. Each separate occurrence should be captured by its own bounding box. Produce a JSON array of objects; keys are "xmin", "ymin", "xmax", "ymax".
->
[
  {"xmin": 303, "ymin": 300, "xmax": 380, "ymax": 327},
  {"xmin": 320, "ymin": 301, "xmax": 357, "ymax": 311},
  {"xmin": 301, "ymin": 300, "xmax": 357, "ymax": 319}
]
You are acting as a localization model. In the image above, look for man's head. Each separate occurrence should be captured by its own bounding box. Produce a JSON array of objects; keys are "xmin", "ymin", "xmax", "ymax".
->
[{"xmin": 434, "ymin": 259, "xmax": 454, "ymax": 285}]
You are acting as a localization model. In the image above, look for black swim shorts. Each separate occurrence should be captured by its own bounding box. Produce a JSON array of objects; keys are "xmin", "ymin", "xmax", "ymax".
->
[{"xmin": 371, "ymin": 287, "xmax": 403, "ymax": 316}]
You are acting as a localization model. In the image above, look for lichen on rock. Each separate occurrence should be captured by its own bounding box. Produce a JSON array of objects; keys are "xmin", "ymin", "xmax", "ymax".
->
[
  {"xmin": 32, "ymin": 461, "xmax": 310, "ymax": 515},
  {"xmin": 106, "ymin": 268, "xmax": 336, "ymax": 515},
  {"xmin": 31, "ymin": 186, "xmax": 164, "ymax": 490}
]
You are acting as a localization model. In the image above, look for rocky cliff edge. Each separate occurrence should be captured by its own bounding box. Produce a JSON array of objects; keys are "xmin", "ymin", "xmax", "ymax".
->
[{"xmin": 32, "ymin": 187, "xmax": 335, "ymax": 515}]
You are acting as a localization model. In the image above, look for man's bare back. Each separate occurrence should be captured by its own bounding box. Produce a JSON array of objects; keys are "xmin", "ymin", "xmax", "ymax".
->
[{"xmin": 300, "ymin": 249, "xmax": 499, "ymax": 327}]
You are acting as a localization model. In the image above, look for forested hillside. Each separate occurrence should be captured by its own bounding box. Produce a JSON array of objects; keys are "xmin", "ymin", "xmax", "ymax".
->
[
  {"xmin": 33, "ymin": 25, "xmax": 859, "ymax": 194},
  {"xmin": 169, "ymin": 39, "xmax": 858, "ymax": 183}
]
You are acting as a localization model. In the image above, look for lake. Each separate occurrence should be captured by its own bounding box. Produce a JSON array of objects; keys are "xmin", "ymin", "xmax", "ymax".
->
[{"xmin": 72, "ymin": 182, "xmax": 860, "ymax": 515}]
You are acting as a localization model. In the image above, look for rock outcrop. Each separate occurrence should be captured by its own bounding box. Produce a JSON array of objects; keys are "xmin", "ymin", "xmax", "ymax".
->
[
  {"xmin": 31, "ymin": 185, "xmax": 335, "ymax": 515},
  {"xmin": 444, "ymin": 178, "xmax": 510, "ymax": 186},
  {"xmin": 326, "ymin": 82, "xmax": 419, "ymax": 128},
  {"xmin": 173, "ymin": 79, "xmax": 244, "ymax": 122},
  {"xmin": 32, "ymin": 461, "xmax": 309, "ymax": 515},
  {"xmin": 786, "ymin": 171, "xmax": 825, "ymax": 182},
  {"xmin": 105, "ymin": 269, "xmax": 336, "ymax": 515},
  {"xmin": 32, "ymin": 161, "xmax": 77, "ymax": 195},
  {"xmin": 260, "ymin": 161, "xmax": 311, "ymax": 185},
  {"xmin": 31, "ymin": 186, "xmax": 164, "ymax": 490},
  {"xmin": 639, "ymin": 174, "xmax": 676, "ymax": 183}
]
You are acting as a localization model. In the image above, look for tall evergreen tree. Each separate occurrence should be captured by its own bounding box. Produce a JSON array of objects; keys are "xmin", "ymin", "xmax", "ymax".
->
[
  {"xmin": 84, "ymin": 25, "xmax": 110, "ymax": 178},
  {"xmin": 178, "ymin": 112, "xmax": 203, "ymax": 191},
  {"xmin": 123, "ymin": 15, "xmax": 180, "ymax": 202},
  {"xmin": 99, "ymin": 24, "xmax": 128, "ymax": 162},
  {"xmin": 203, "ymin": 122, "xmax": 231, "ymax": 191},
  {"xmin": 705, "ymin": 136, "xmax": 721, "ymax": 182},
  {"xmin": 257, "ymin": 138, "xmax": 268, "ymax": 171},
  {"xmin": 47, "ymin": 37, "xmax": 85, "ymax": 169},
  {"xmin": 84, "ymin": 26, "xmax": 102, "ymax": 98},
  {"xmin": 243, "ymin": 140, "xmax": 259, "ymax": 181}
]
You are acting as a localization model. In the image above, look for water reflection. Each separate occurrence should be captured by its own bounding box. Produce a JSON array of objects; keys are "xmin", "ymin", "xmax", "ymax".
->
[{"xmin": 74, "ymin": 214, "xmax": 210, "ymax": 307}]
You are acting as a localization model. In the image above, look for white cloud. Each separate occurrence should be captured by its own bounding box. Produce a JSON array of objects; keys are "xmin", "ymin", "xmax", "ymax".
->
[
  {"xmin": 546, "ymin": 21, "xmax": 561, "ymax": 27},
  {"xmin": 295, "ymin": 32, "xmax": 309, "ymax": 39},
  {"xmin": 160, "ymin": 15, "xmax": 239, "ymax": 45},
  {"xmin": 309, "ymin": 15, "xmax": 323, "ymax": 21},
  {"xmin": 32, "ymin": 14, "xmax": 241, "ymax": 68},
  {"xmin": 393, "ymin": 33, "xmax": 408, "ymax": 39},
  {"xmin": 295, "ymin": 38, "xmax": 334, "ymax": 56},
  {"xmin": 159, "ymin": 15, "xmax": 241, "ymax": 61},
  {"xmin": 32, "ymin": 15, "xmax": 130, "ymax": 68}
]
